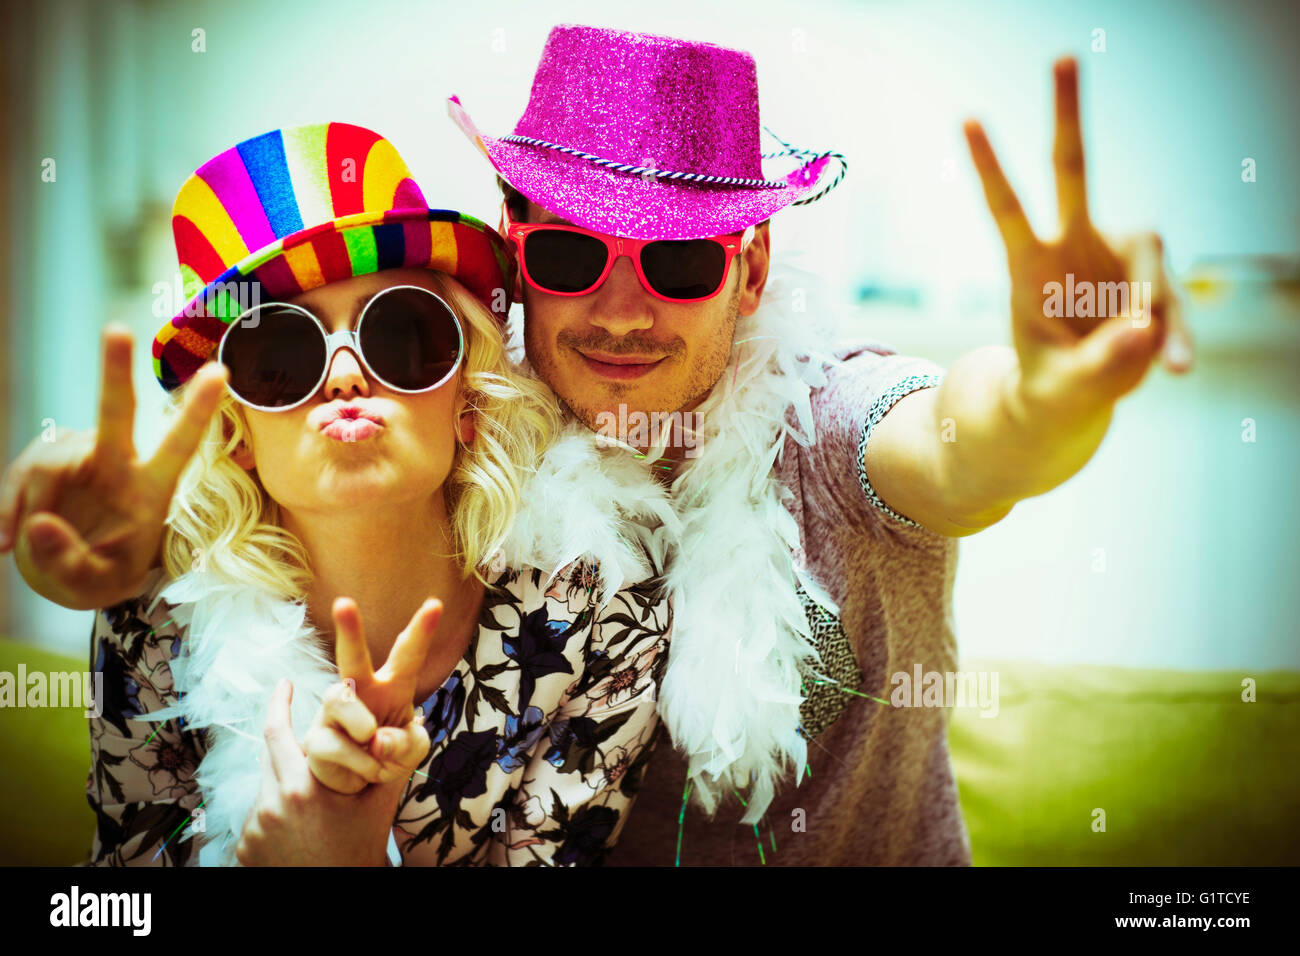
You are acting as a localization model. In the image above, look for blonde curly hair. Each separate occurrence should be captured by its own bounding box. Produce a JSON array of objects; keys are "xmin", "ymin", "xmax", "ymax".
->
[{"xmin": 160, "ymin": 271, "xmax": 560, "ymax": 602}]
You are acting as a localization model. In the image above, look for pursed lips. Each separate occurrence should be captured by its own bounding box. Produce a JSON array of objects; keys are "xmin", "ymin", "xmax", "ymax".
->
[{"xmin": 317, "ymin": 405, "xmax": 385, "ymax": 442}]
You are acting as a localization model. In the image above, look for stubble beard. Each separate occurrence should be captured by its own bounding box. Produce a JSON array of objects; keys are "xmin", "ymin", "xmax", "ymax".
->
[{"xmin": 524, "ymin": 285, "xmax": 742, "ymax": 433}]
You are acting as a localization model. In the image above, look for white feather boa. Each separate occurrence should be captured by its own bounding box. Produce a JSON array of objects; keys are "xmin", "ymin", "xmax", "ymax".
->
[
  {"xmin": 501, "ymin": 252, "xmax": 845, "ymax": 825},
  {"xmin": 143, "ymin": 252, "xmax": 843, "ymax": 865},
  {"xmin": 145, "ymin": 571, "xmax": 338, "ymax": 866},
  {"xmin": 492, "ymin": 428, "xmax": 679, "ymax": 606}
]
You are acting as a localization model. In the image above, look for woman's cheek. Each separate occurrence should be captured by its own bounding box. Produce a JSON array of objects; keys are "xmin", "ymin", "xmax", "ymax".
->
[
  {"xmin": 407, "ymin": 399, "xmax": 462, "ymax": 489},
  {"xmin": 242, "ymin": 416, "xmax": 305, "ymax": 506},
  {"xmin": 405, "ymin": 418, "xmax": 458, "ymax": 489}
]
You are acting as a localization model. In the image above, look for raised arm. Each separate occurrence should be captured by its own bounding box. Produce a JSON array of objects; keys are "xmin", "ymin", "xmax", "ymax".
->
[
  {"xmin": 866, "ymin": 58, "xmax": 1194, "ymax": 536},
  {"xmin": 0, "ymin": 325, "xmax": 226, "ymax": 609}
]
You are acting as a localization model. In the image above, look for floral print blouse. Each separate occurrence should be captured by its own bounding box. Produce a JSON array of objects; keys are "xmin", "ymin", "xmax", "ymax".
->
[{"xmin": 84, "ymin": 560, "xmax": 671, "ymax": 866}]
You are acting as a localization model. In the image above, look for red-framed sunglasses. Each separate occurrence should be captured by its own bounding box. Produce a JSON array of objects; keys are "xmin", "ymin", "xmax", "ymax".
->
[{"xmin": 504, "ymin": 210, "xmax": 755, "ymax": 303}]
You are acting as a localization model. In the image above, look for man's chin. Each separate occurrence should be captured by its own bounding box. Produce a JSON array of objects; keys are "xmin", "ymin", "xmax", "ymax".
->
[
  {"xmin": 560, "ymin": 378, "xmax": 635, "ymax": 418},
  {"xmin": 549, "ymin": 359, "xmax": 707, "ymax": 427},
  {"xmin": 559, "ymin": 395, "xmax": 625, "ymax": 435}
]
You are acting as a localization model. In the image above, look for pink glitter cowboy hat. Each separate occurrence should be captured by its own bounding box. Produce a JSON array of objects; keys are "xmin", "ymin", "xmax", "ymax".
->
[{"xmin": 448, "ymin": 24, "xmax": 846, "ymax": 241}]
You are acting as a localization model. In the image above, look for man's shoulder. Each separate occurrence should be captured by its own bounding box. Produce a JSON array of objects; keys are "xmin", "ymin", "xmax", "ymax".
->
[
  {"xmin": 782, "ymin": 340, "xmax": 949, "ymax": 538},
  {"xmin": 815, "ymin": 339, "xmax": 944, "ymax": 384},
  {"xmin": 804, "ymin": 340, "xmax": 942, "ymax": 416},
  {"xmin": 825, "ymin": 339, "xmax": 900, "ymax": 365}
]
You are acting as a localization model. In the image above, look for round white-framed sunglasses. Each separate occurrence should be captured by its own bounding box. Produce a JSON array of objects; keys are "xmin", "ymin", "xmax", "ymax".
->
[{"xmin": 217, "ymin": 284, "xmax": 465, "ymax": 412}]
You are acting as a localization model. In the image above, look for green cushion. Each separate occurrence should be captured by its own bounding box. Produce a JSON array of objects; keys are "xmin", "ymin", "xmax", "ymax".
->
[
  {"xmin": 949, "ymin": 660, "xmax": 1300, "ymax": 865},
  {"xmin": 0, "ymin": 637, "xmax": 96, "ymax": 865},
  {"xmin": 2, "ymin": 638, "xmax": 1296, "ymax": 865}
]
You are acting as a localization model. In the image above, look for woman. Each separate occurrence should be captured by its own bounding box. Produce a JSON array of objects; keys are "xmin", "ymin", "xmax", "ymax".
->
[{"xmin": 1, "ymin": 123, "xmax": 670, "ymax": 866}]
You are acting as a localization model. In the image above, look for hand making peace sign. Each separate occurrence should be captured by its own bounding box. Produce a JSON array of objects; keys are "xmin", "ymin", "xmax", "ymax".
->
[
  {"xmin": 963, "ymin": 58, "xmax": 1195, "ymax": 426},
  {"xmin": 301, "ymin": 597, "xmax": 442, "ymax": 794},
  {"xmin": 237, "ymin": 599, "xmax": 440, "ymax": 865},
  {"xmin": 0, "ymin": 324, "xmax": 227, "ymax": 609}
]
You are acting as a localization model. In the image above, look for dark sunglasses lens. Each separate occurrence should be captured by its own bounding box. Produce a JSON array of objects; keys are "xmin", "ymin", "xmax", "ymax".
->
[
  {"xmin": 359, "ymin": 288, "xmax": 461, "ymax": 390},
  {"xmin": 221, "ymin": 306, "xmax": 325, "ymax": 408},
  {"xmin": 641, "ymin": 239, "xmax": 727, "ymax": 300},
  {"xmin": 523, "ymin": 230, "xmax": 609, "ymax": 293}
]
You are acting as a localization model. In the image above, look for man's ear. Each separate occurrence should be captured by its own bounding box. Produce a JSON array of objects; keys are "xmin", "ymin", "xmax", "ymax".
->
[
  {"xmin": 499, "ymin": 200, "xmax": 525, "ymax": 305},
  {"xmin": 738, "ymin": 221, "xmax": 771, "ymax": 317},
  {"xmin": 511, "ymin": 257, "xmax": 524, "ymax": 305}
]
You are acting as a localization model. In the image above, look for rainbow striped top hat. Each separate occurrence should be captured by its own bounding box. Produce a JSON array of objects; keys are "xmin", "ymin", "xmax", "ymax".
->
[{"xmin": 152, "ymin": 122, "xmax": 512, "ymax": 391}]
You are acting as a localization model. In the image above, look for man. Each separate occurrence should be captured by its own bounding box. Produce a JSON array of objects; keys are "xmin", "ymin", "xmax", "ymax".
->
[{"xmin": 448, "ymin": 23, "xmax": 1195, "ymax": 865}]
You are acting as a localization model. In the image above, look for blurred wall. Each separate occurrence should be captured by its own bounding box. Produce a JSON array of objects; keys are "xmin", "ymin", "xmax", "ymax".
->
[{"xmin": 2, "ymin": 0, "xmax": 1297, "ymax": 668}]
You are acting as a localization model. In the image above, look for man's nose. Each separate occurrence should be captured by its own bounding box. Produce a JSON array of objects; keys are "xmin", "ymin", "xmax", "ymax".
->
[
  {"xmin": 588, "ymin": 254, "xmax": 654, "ymax": 336},
  {"xmin": 321, "ymin": 344, "xmax": 371, "ymax": 401}
]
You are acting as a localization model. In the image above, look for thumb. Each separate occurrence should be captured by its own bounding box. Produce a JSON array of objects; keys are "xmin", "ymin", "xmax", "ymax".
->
[
  {"xmin": 16, "ymin": 514, "xmax": 95, "ymax": 601},
  {"xmin": 372, "ymin": 709, "xmax": 430, "ymax": 785},
  {"xmin": 263, "ymin": 678, "xmax": 305, "ymax": 781},
  {"xmin": 1062, "ymin": 311, "xmax": 1162, "ymax": 404},
  {"xmin": 23, "ymin": 512, "xmax": 77, "ymax": 560}
]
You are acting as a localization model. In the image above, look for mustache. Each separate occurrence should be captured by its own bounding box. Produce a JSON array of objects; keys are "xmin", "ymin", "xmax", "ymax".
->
[{"xmin": 556, "ymin": 329, "xmax": 685, "ymax": 357}]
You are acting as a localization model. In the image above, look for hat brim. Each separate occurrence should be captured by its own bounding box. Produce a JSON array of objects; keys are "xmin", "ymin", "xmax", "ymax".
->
[
  {"xmin": 449, "ymin": 98, "xmax": 833, "ymax": 240},
  {"xmin": 152, "ymin": 209, "xmax": 511, "ymax": 392}
]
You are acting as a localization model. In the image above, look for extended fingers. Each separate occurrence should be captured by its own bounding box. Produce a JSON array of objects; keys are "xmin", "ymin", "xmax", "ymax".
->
[
  {"xmin": 94, "ymin": 325, "xmax": 137, "ymax": 462},
  {"xmin": 1053, "ymin": 57, "xmax": 1090, "ymax": 229},
  {"xmin": 963, "ymin": 120, "xmax": 1037, "ymax": 258},
  {"xmin": 381, "ymin": 599, "xmax": 443, "ymax": 682},
  {"xmin": 146, "ymin": 362, "xmax": 228, "ymax": 493},
  {"xmin": 332, "ymin": 597, "xmax": 376, "ymax": 684}
]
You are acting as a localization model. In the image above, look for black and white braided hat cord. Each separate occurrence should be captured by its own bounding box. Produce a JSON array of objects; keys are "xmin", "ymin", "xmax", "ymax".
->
[{"xmin": 499, "ymin": 126, "xmax": 847, "ymax": 203}]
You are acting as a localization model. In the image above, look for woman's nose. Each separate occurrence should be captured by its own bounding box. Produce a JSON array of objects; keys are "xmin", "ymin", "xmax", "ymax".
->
[{"xmin": 321, "ymin": 344, "xmax": 370, "ymax": 400}]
